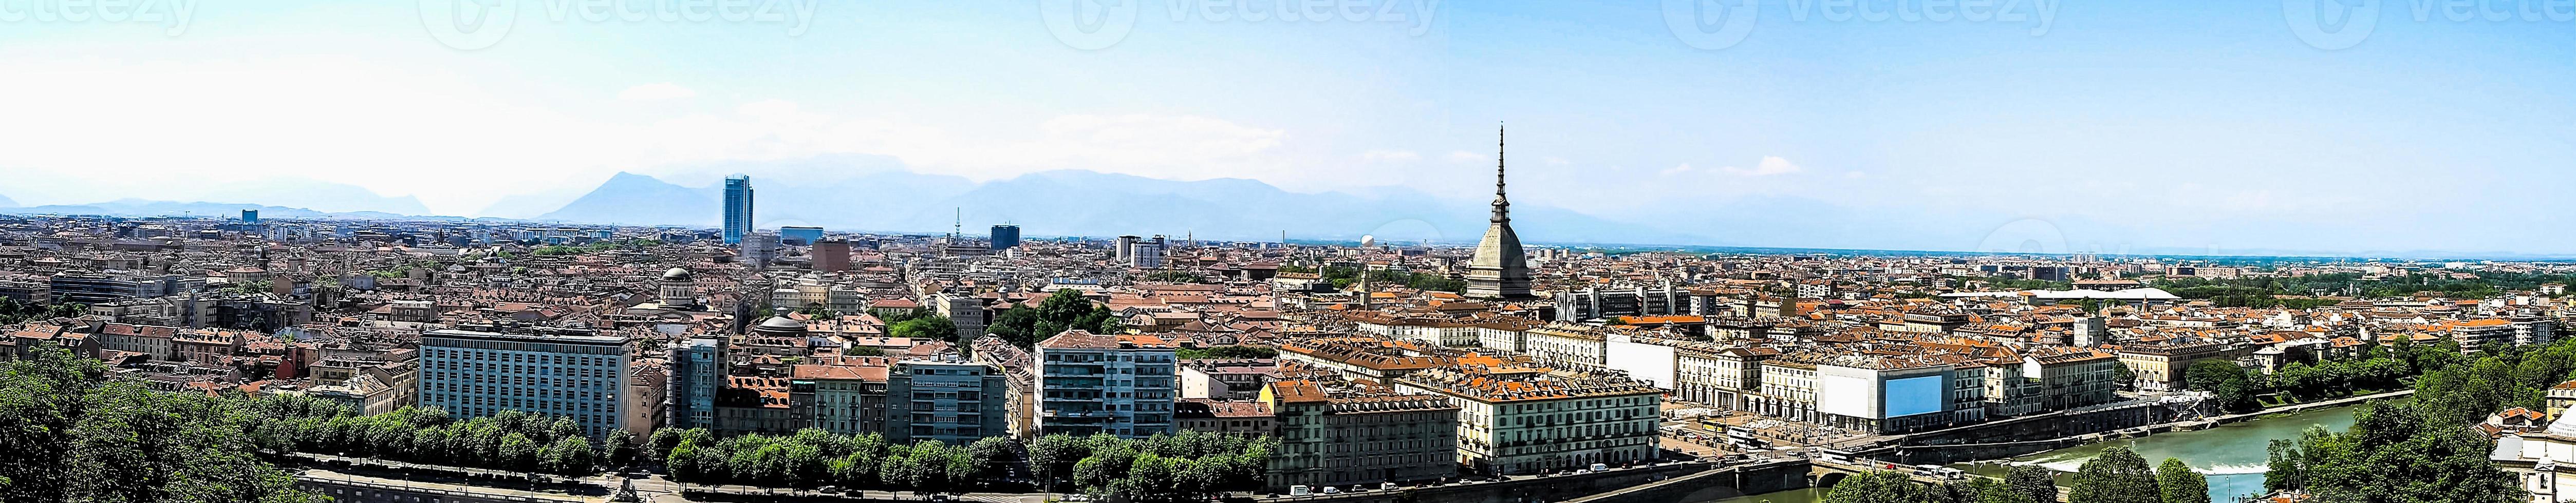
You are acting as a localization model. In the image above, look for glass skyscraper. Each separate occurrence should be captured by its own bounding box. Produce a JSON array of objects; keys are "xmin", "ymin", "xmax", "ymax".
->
[{"xmin": 722, "ymin": 175, "xmax": 754, "ymax": 244}]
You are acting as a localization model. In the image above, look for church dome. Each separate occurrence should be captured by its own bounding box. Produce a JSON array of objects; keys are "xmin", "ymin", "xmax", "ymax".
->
[
  {"xmin": 662, "ymin": 267, "xmax": 693, "ymax": 281},
  {"xmin": 755, "ymin": 316, "xmax": 806, "ymax": 333}
]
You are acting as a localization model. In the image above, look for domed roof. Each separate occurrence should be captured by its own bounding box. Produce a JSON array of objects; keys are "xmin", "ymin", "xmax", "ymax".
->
[
  {"xmin": 661, "ymin": 267, "xmax": 692, "ymax": 281},
  {"xmin": 2547, "ymin": 412, "xmax": 2576, "ymax": 437},
  {"xmin": 755, "ymin": 316, "xmax": 806, "ymax": 333}
]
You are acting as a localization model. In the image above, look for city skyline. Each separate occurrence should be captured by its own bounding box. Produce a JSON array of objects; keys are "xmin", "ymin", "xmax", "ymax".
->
[
  {"xmin": 6, "ymin": 2, "xmax": 2574, "ymax": 255},
  {"xmin": 7, "ymin": 4, "xmax": 2572, "ymax": 503}
]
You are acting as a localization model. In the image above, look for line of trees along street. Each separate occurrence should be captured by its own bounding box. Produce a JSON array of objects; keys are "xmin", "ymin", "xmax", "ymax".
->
[
  {"xmin": 642, "ymin": 428, "xmax": 1272, "ymax": 501},
  {"xmin": 1023, "ymin": 432, "xmax": 1272, "ymax": 502},
  {"xmin": 242, "ymin": 395, "xmax": 637, "ymax": 476},
  {"xmin": 651, "ymin": 427, "xmax": 1018, "ymax": 492}
]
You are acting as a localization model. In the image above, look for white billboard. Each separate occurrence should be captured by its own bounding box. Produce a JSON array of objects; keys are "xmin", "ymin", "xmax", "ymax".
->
[
  {"xmin": 1816, "ymin": 365, "xmax": 1882, "ymax": 419},
  {"xmin": 1604, "ymin": 334, "xmax": 1677, "ymax": 390}
]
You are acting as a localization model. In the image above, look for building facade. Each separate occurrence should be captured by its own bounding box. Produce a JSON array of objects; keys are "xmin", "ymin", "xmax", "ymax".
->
[
  {"xmin": 665, "ymin": 337, "xmax": 722, "ymax": 430},
  {"xmin": 418, "ymin": 329, "xmax": 633, "ymax": 439},
  {"xmin": 1393, "ymin": 366, "xmax": 1660, "ymax": 475},
  {"xmin": 1034, "ymin": 331, "xmax": 1178, "ymax": 438},
  {"xmin": 888, "ymin": 359, "xmax": 1010, "ymax": 444},
  {"xmin": 1263, "ymin": 379, "xmax": 1460, "ymax": 490}
]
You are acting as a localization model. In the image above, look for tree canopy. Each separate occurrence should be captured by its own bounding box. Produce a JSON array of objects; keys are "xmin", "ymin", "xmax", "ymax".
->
[
  {"xmin": 2067, "ymin": 447, "xmax": 2158, "ymax": 503},
  {"xmin": 2265, "ymin": 401, "xmax": 2517, "ymax": 503},
  {"xmin": 0, "ymin": 349, "xmax": 324, "ymax": 503},
  {"xmin": 985, "ymin": 290, "xmax": 1124, "ymax": 348}
]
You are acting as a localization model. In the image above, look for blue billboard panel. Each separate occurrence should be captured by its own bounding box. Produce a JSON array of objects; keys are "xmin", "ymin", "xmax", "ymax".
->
[{"xmin": 1884, "ymin": 375, "xmax": 1945, "ymax": 418}]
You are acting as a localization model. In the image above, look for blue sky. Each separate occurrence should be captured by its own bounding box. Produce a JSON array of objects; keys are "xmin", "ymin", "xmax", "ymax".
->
[{"xmin": 1, "ymin": 1, "xmax": 2570, "ymax": 256}]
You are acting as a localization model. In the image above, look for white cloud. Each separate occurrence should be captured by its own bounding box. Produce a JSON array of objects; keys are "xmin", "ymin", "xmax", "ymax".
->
[
  {"xmin": 1361, "ymin": 149, "xmax": 1421, "ymax": 163},
  {"xmin": 0, "ymin": 54, "xmax": 1314, "ymax": 215},
  {"xmin": 628, "ymin": 107, "xmax": 1290, "ymax": 184},
  {"xmin": 1447, "ymin": 150, "xmax": 1488, "ymax": 163},
  {"xmin": 1721, "ymin": 156, "xmax": 1804, "ymax": 177},
  {"xmin": 618, "ymin": 83, "xmax": 699, "ymax": 101},
  {"xmin": 1660, "ymin": 157, "xmax": 1803, "ymax": 178}
]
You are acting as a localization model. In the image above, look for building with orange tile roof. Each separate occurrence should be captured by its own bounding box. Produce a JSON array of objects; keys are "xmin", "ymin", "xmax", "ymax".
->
[
  {"xmin": 1259, "ymin": 378, "xmax": 1459, "ymax": 490},
  {"xmin": 1035, "ymin": 329, "xmax": 1178, "ymax": 438},
  {"xmin": 1391, "ymin": 365, "xmax": 1661, "ymax": 475}
]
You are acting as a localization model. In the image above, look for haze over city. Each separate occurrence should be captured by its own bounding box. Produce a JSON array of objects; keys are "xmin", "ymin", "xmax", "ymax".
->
[
  {"xmin": 5, "ymin": 2, "xmax": 2574, "ymax": 256},
  {"xmin": 10, "ymin": 3, "xmax": 2576, "ymax": 503}
]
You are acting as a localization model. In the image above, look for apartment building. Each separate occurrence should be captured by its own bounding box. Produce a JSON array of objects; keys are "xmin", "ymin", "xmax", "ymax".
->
[
  {"xmin": 1392, "ymin": 366, "xmax": 1662, "ymax": 475},
  {"xmin": 790, "ymin": 363, "xmax": 889, "ymax": 436},
  {"xmin": 1554, "ymin": 283, "xmax": 1687, "ymax": 321},
  {"xmin": 665, "ymin": 337, "xmax": 723, "ymax": 430},
  {"xmin": 1675, "ymin": 344, "xmax": 1773, "ymax": 410},
  {"xmin": 2113, "ymin": 338, "xmax": 2228, "ymax": 392},
  {"xmin": 1523, "ymin": 322, "xmax": 1610, "ymax": 369},
  {"xmin": 1175, "ymin": 398, "xmax": 1274, "ymax": 436},
  {"xmin": 417, "ymin": 328, "xmax": 633, "ymax": 439},
  {"xmin": 887, "ymin": 359, "xmax": 1009, "ymax": 444},
  {"xmin": 1034, "ymin": 330, "xmax": 1178, "ymax": 438},
  {"xmin": 1262, "ymin": 379, "xmax": 1460, "ymax": 490}
]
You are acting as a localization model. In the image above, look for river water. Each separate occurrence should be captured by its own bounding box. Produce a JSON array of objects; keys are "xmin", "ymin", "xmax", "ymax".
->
[{"xmin": 1709, "ymin": 403, "xmax": 2369, "ymax": 503}]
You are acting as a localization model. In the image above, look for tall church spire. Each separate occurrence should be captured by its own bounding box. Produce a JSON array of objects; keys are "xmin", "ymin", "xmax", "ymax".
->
[
  {"xmin": 1492, "ymin": 123, "xmax": 1510, "ymax": 224},
  {"xmin": 1467, "ymin": 122, "xmax": 1534, "ymax": 300}
]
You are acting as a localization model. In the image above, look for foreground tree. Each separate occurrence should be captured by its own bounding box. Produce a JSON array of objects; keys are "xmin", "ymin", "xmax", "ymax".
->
[
  {"xmin": 1823, "ymin": 470, "xmax": 1931, "ymax": 503},
  {"xmin": 2005, "ymin": 464, "xmax": 2060, "ymax": 503},
  {"xmin": 2288, "ymin": 401, "xmax": 2517, "ymax": 503},
  {"xmin": 2068, "ymin": 447, "xmax": 2159, "ymax": 503},
  {"xmin": 0, "ymin": 349, "xmax": 324, "ymax": 503},
  {"xmin": 2154, "ymin": 458, "xmax": 2209, "ymax": 503}
]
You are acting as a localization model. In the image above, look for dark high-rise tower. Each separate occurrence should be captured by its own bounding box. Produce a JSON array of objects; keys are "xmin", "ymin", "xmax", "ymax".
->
[
  {"xmin": 722, "ymin": 175, "xmax": 754, "ymax": 244},
  {"xmin": 1466, "ymin": 124, "xmax": 1534, "ymax": 300},
  {"xmin": 991, "ymin": 224, "xmax": 1022, "ymax": 251}
]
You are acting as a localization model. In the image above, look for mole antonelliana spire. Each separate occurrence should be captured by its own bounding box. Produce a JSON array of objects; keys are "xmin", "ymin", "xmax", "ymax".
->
[{"xmin": 1466, "ymin": 123, "xmax": 1534, "ymax": 300}]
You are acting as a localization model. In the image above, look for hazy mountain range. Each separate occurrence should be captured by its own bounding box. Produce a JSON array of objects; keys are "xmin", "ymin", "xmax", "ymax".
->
[
  {"xmin": 10, "ymin": 162, "xmax": 2570, "ymax": 260},
  {"xmin": 535, "ymin": 168, "xmax": 1706, "ymax": 245},
  {"xmin": 0, "ymin": 162, "xmax": 1702, "ymax": 245},
  {"xmin": 0, "ymin": 199, "xmax": 417, "ymax": 220},
  {"xmin": 0, "ymin": 192, "xmax": 16, "ymax": 208}
]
